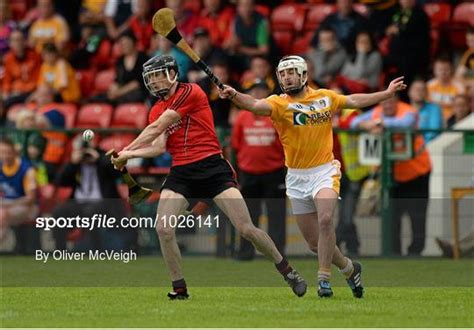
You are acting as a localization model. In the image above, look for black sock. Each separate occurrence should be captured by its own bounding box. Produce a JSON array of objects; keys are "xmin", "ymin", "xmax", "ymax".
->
[
  {"xmin": 275, "ymin": 258, "xmax": 293, "ymax": 276},
  {"xmin": 172, "ymin": 278, "xmax": 187, "ymax": 292}
]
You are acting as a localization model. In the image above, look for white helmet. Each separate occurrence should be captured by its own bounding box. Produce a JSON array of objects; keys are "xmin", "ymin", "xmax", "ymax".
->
[{"xmin": 276, "ymin": 55, "xmax": 308, "ymax": 95}]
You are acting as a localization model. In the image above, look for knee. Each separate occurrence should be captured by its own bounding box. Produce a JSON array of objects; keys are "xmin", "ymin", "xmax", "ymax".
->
[
  {"xmin": 318, "ymin": 213, "xmax": 334, "ymax": 230},
  {"xmin": 156, "ymin": 224, "xmax": 175, "ymax": 242}
]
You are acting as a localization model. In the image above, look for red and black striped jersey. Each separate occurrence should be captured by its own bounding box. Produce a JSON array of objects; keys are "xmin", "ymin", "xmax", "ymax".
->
[{"xmin": 148, "ymin": 83, "xmax": 222, "ymax": 166}]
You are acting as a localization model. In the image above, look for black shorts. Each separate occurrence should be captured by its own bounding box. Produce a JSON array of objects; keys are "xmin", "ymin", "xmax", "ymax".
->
[{"xmin": 161, "ymin": 154, "xmax": 238, "ymax": 200}]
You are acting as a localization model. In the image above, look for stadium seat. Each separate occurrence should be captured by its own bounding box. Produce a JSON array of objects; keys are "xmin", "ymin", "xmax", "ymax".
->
[
  {"xmin": 304, "ymin": 4, "xmax": 336, "ymax": 32},
  {"xmin": 111, "ymin": 41, "xmax": 122, "ymax": 64},
  {"xmin": 76, "ymin": 103, "xmax": 113, "ymax": 128},
  {"xmin": 424, "ymin": 3, "xmax": 452, "ymax": 28},
  {"xmin": 10, "ymin": 0, "xmax": 27, "ymax": 20},
  {"xmin": 98, "ymin": 134, "xmax": 137, "ymax": 153},
  {"xmin": 292, "ymin": 32, "xmax": 313, "ymax": 55},
  {"xmin": 116, "ymin": 104, "xmax": 148, "ymax": 128},
  {"xmin": 271, "ymin": 4, "xmax": 307, "ymax": 32},
  {"xmin": 112, "ymin": 103, "xmax": 148, "ymax": 129},
  {"xmin": 272, "ymin": 30, "xmax": 294, "ymax": 55},
  {"xmin": 452, "ymin": 3, "xmax": 474, "ymax": 25},
  {"xmin": 76, "ymin": 69, "xmax": 97, "ymax": 99},
  {"xmin": 94, "ymin": 69, "xmax": 116, "ymax": 95},
  {"xmin": 255, "ymin": 4, "xmax": 271, "ymax": 17},
  {"xmin": 446, "ymin": 3, "xmax": 474, "ymax": 49},
  {"xmin": 91, "ymin": 39, "xmax": 113, "ymax": 70},
  {"xmin": 38, "ymin": 103, "xmax": 78, "ymax": 128}
]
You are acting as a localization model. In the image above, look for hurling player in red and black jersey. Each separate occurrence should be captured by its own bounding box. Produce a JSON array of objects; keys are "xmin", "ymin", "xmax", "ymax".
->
[{"xmin": 111, "ymin": 55, "xmax": 307, "ymax": 300}]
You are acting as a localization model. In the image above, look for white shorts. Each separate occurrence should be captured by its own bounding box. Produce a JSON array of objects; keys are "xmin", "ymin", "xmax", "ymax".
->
[{"xmin": 286, "ymin": 160, "xmax": 341, "ymax": 215}]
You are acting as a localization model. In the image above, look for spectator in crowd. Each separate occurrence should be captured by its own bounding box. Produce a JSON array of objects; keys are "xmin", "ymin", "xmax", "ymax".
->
[
  {"xmin": 427, "ymin": 56, "xmax": 465, "ymax": 122},
  {"xmin": 339, "ymin": 31, "xmax": 382, "ymax": 92},
  {"xmin": 455, "ymin": 27, "xmax": 474, "ymax": 85},
  {"xmin": 361, "ymin": 0, "xmax": 398, "ymax": 42},
  {"xmin": 199, "ymin": 0, "xmax": 235, "ymax": 48},
  {"xmin": 351, "ymin": 94, "xmax": 432, "ymax": 256},
  {"xmin": 408, "ymin": 78, "xmax": 443, "ymax": 143},
  {"xmin": 33, "ymin": 42, "xmax": 81, "ymax": 103},
  {"xmin": 241, "ymin": 55, "xmax": 277, "ymax": 93},
  {"xmin": 79, "ymin": 0, "xmax": 107, "ymax": 29},
  {"xmin": 198, "ymin": 61, "xmax": 239, "ymax": 159},
  {"xmin": 231, "ymin": 79, "xmax": 286, "ymax": 259},
  {"xmin": 52, "ymin": 135, "xmax": 133, "ymax": 252},
  {"xmin": 128, "ymin": 0, "xmax": 153, "ymax": 52},
  {"xmin": 0, "ymin": 136, "xmax": 39, "ymax": 254},
  {"xmin": 28, "ymin": 0, "xmax": 70, "ymax": 53},
  {"xmin": 311, "ymin": 0, "xmax": 368, "ymax": 52},
  {"xmin": 12, "ymin": 110, "xmax": 48, "ymax": 186},
  {"xmin": 224, "ymin": 0, "xmax": 270, "ymax": 71},
  {"xmin": 436, "ymin": 226, "xmax": 474, "ymax": 258},
  {"xmin": 95, "ymin": 31, "xmax": 147, "ymax": 105},
  {"xmin": 3, "ymin": 30, "xmax": 41, "ymax": 109},
  {"xmin": 152, "ymin": 34, "xmax": 191, "ymax": 81},
  {"xmin": 304, "ymin": 57, "xmax": 319, "ymax": 89},
  {"xmin": 307, "ymin": 27, "xmax": 347, "ymax": 87},
  {"xmin": 69, "ymin": 24, "xmax": 104, "ymax": 70},
  {"xmin": 32, "ymin": 87, "xmax": 67, "ymax": 180},
  {"xmin": 384, "ymin": 0, "xmax": 430, "ymax": 88},
  {"xmin": 447, "ymin": 94, "xmax": 472, "ymax": 128},
  {"xmin": 0, "ymin": 0, "xmax": 16, "ymax": 57},
  {"xmin": 335, "ymin": 107, "xmax": 371, "ymax": 256},
  {"xmin": 104, "ymin": 0, "xmax": 136, "ymax": 40},
  {"xmin": 165, "ymin": 0, "xmax": 199, "ymax": 43},
  {"xmin": 187, "ymin": 27, "xmax": 227, "ymax": 82}
]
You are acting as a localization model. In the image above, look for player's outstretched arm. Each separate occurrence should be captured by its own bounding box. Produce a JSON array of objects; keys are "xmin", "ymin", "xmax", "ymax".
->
[
  {"xmin": 219, "ymin": 85, "xmax": 272, "ymax": 116},
  {"xmin": 345, "ymin": 76, "xmax": 407, "ymax": 109},
  {"xmin": 123, "ymin": 110, "xmax": 180, "ymax": 152}
]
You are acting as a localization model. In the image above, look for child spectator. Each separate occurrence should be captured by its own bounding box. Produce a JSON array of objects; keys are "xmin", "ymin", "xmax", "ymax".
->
[
  {"xmin": 427, "ymin": 56, "xmax": 465, "ymax": 122},
  {"xmin": 34, "ymin": 42, "xmax": 80, "ymax": 103},
  {"xmin": 3, "ymin": 30, "xmax": 41, "ymax": 109},
  {"xmin": 28, "ymin": 0, "xmax": 70, "ymax": 53}
]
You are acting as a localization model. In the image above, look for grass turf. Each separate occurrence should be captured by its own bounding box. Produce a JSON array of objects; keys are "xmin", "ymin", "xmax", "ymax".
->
[{"xmin": 1, "ymin": 257, "xmax": 473, "ymax": 327}]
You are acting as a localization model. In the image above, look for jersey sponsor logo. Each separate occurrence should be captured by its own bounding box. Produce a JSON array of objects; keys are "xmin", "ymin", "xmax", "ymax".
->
[
  {"xmin": 293, "ymin": 110, "xmax": 331, "ymax": 126},
  {"xmin": 165, "ymin": 119, "xmax": 183, "ymax": 136},
  {"xmin": 287, "ymin": 97, "xmax": 331, "ymax": 114}
]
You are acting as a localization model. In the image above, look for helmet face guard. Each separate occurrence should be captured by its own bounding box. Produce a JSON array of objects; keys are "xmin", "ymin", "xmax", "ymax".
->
[
  {"xmin": 142, "ymin": 55, "xmax": 179, "ymax": 99},
  {"xmin": 276, "ymin": 55, "xmax": 308, "ymax": 95}
]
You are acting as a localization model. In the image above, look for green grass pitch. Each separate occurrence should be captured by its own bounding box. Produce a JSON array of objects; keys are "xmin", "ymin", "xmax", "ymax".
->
[{"xmin": 1, "ymin": 257, "xmax": 473, "ymax": 327}]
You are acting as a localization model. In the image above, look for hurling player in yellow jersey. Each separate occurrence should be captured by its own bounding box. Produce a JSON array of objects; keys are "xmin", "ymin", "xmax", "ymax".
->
[{"xmin": 219, "ymin": 55, "xmax": 406, "ymax": 298}]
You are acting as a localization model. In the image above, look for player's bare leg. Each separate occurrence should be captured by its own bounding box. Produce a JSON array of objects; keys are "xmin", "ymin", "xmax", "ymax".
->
[
  {"xmin": 295, "ymin": 212, "xmax": 348, "ymax": 268},
  {"xmin": 155, "ymin": 189, "xmax": 189, "ymax": 299},
  {"xmin": 214, "ymin": 187, "xmax": 307, "ymax": 297}
]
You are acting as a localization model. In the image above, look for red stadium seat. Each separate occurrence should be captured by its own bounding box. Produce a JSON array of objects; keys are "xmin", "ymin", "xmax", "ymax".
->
[
  {"xmin": 255, "ymin": 4, "xmax": 271, "ymax": 17},
  {"xmin": 94, "ymin": 69, "xmax": 116, "ymax": 95},
  {"xmin": 91, "ymin": 39, "xmax": 113, "ymax": 70},
  {"xmin": 304, "ymin": 4, "xmax": 336, "ymax": 32},
  {"xmin": 292, "ymin": 32, "xmax": 313, "ymax": 55},
  {"xmin": 10, "ymin": 0, "xmax": 27, "ymax": 20},
  {"xmin": 271, "ymin": 4, "xmax": 307, "ymax": 32},
  {"xmin": 99, "ymin": 134, "xmax": 137, "ymax": 153},
  {"xmin": 38, "ymin": 103, "xmax": 78, "ymax": 128},
  {"xmin": 76, "ymin": 103, "xmax": 113, "ymax": 128},
  {"xmin": 76, "ymin": 69, "xmax": 97, "ymax": 98},
  {"xmin": 446, "ymin": 3, "xmax": 474, "ymax": 49},
  {"xmin": 424, "ymin": 3, "xmax": 452, "ymax": 28},
  {"xmin": 272, "ymin": 30, "xmax": 294, "ymax": 55},
  {"xmin": 112, "ymin": 103, "xmax": 148, "ymax": 128},
  {"xmin": 453, "ymin": 3, "xmax": 474, "ymax": 25}
]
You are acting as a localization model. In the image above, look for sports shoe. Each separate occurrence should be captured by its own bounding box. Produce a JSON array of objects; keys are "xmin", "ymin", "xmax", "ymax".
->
[
  {"xmin": 317, "ymin": 280, "xmax": 333, "ymax": 298},
  {"xmin": 346, "ymin": 261, "xmax": 364, "ymax": 298},
  {"xmin": 284, "ymin": 270, "xmax": 307, "ymax": 297},
  {"xmin": 167, "ymin": 290, "xmax": 189, "ymax": 300}
]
